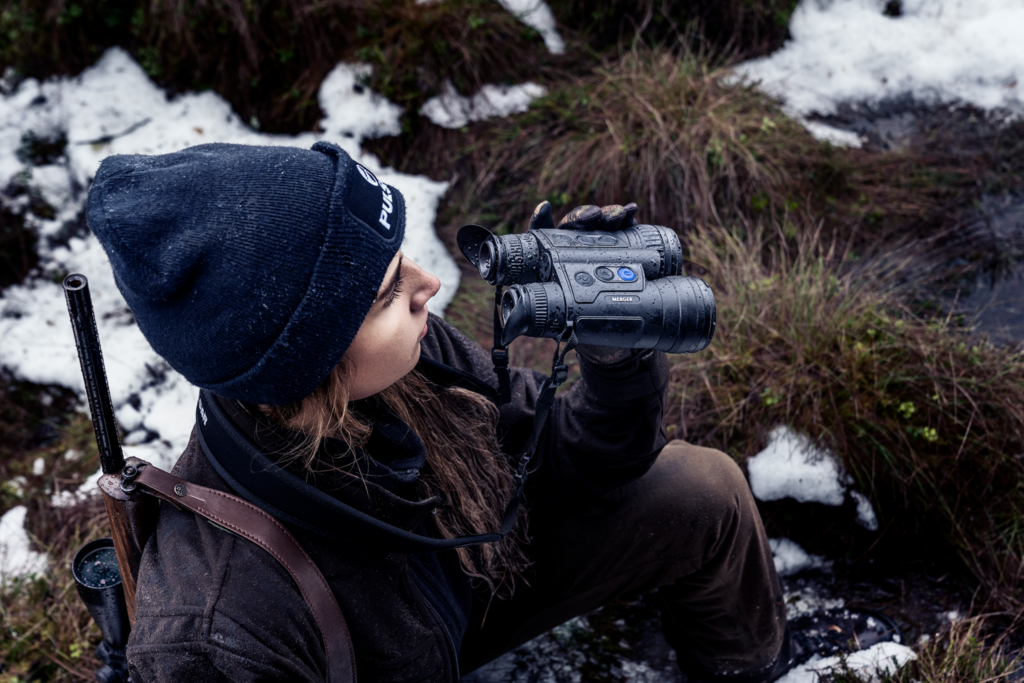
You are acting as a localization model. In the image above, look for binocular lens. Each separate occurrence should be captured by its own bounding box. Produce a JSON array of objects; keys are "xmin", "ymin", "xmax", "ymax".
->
[{"xmin": 479, "ymin": 241, "xmax": 496, "ymax": 281}]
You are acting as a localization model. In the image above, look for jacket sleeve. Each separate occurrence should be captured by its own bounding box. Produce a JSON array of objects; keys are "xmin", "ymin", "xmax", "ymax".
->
[{"xmin": 420, "ymin": 313, "xmax": 670, "ymax": 511}]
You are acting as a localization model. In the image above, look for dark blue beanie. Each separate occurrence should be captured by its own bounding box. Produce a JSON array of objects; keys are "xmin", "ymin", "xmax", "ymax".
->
[{"xmin": 87, "ymin": 141, "xmax": 405, "ymax": 406}]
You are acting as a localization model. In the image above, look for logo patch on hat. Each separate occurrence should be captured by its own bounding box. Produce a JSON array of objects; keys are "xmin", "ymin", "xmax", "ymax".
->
[
  {"xmin": 356, "ymin": 164, "xmax": 379, "ymax": 187},
  {"xmin": 348, "ymin": 163, "xmax": 402, "ymax": 241}
]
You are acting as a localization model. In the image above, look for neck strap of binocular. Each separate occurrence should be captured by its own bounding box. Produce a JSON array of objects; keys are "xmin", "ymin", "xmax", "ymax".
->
[
  {"xmin": 492, "ymin": 285, "xmax": 512, "ymax": 405},
  {"xmin": 496, "ymin": 325, "xmax": 578, "ymax": 535}
]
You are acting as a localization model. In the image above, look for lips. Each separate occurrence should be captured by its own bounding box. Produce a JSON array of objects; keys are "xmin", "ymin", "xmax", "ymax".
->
[{"xmin": 419, "ymin": 321, "xmax": 428, "ymax": 340}]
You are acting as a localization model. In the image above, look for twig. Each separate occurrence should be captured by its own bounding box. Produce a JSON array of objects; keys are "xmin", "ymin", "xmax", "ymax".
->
[
  {"xmin": 44, "ymin": 653, "xmax": 93, "ymax": 682},
  {"xmin": 75, "ymin": 118, "xmax": 152, "ymax": 146},
  {"xmin": 955, "ymin": 407, "xmax": 977, "ymax": 461}
]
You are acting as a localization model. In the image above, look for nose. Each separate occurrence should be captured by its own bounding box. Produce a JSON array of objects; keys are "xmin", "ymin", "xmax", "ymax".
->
[{"xmin": 409, "ymin": 259, "xmax": 441, "ymax": 311}]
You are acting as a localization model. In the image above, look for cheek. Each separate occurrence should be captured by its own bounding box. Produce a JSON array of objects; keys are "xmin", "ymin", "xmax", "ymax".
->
[
  {"xmin": 365, "ymin": 310, "xmax": 414, "ymax": 357},
  {"xmin": 348, "ymin": 310, "xmax": 419, "ymax": 395}
]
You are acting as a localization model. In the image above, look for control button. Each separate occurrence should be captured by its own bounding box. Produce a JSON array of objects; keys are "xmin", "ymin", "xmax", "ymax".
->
[
  {"xmin": 595, "ymin": 267, "xmax": 615, "ymax": 282},
  {"xmin": 598, "ymin": 235, "xmax": 618, "ymax": 245},
  {"xmin": 574, "ymin": 272, "xmax": 594, "ymax": 286},
  {"xmin": 576, "ymin": 235, "xmax": 597, "ymax": 245},
  {"xmin": 617, "ymin": 267, "xmax": 637, "ymax": 282},
  {"xmin": 552, "ymin": 234, "xmax": 573, "ymax": 246}
]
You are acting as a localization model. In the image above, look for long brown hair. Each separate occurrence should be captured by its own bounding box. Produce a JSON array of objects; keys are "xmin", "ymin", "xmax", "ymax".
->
[{"xmin": 261, "ymin": 358, "xmax": 530, "ymax": 598}]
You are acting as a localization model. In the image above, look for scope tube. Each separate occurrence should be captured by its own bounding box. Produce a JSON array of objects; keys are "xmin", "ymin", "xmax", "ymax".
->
[
  {"xmin": 64, "ymin": 274, "xmax": 125, "ymax": 475},
  {"xmin": 73, "ymin": 538, "xmax": 130, "ymax": 649}
]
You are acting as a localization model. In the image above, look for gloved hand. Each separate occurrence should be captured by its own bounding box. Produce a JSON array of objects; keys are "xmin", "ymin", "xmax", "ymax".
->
[
  {"xmin": 529, "ymin": 200, "xmax": 639, "ymax": 232},
  {"xmin": 529, "ymin": 200, "xmax": 644, "ymax": 367}
]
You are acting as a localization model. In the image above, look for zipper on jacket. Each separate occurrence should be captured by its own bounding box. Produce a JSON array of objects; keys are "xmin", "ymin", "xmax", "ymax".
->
[{"xmin": 411, "ymin": 580, "xmax": 460, "ymax": 681}]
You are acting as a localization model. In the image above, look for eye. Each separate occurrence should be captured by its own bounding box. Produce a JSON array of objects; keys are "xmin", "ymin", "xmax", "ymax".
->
[{"xmin": 383, "ymin": 274, "xmax": 405, "ymax": 308}]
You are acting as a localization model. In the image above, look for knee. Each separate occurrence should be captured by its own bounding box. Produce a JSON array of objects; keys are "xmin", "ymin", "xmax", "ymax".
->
[{"xmin": 653, "ymin": 441, "xmax": 757, "ymax": 525}]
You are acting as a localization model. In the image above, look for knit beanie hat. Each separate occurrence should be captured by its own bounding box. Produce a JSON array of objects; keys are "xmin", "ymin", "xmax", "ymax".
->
[{"xmin": 86, "ymin": 141, "xmax": 406, "ymax": 406}]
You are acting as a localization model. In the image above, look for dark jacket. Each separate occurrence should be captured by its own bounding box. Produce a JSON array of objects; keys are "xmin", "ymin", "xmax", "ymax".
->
[{"xmin": 126, "ymin": 314, "xmax": 669, "ymax": 682}]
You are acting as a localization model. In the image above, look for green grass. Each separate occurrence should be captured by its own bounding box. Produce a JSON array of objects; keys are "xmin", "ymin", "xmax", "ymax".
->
[{"xmin": 673, "ymin": 223, "xmax": 1024, "ymax": 613}]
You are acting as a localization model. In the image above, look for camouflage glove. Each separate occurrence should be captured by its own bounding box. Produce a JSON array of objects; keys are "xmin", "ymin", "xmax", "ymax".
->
[
  {"xmin": 529, "ymin": 200, "xmax": 644, "ymax": 367},
  {"xmin": 529, "ymin": 200, "xmax": 639, "ymax": 232}
]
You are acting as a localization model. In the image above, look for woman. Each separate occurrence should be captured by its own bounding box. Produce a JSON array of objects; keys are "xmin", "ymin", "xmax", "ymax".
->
[{"xmin": 87, "ymin": 141, "xmax": 893, "ymax": 682}]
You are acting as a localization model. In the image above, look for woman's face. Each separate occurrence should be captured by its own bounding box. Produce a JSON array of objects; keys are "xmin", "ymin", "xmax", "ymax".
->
[{"xmin": 345, "ymin": 251, "xmax": 441, "ymax": 400}]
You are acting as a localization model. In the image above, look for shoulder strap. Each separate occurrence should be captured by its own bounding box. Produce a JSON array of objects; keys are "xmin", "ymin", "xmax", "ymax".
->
[{"xmin": 127, "ymin": 459, "xmax": 356, "ymax": 683}]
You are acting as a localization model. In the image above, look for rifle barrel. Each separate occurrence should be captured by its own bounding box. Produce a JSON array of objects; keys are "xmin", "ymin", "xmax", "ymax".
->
[{"xmin": 63, "ymin": 273, "xmax": 124, "ymax": 475}]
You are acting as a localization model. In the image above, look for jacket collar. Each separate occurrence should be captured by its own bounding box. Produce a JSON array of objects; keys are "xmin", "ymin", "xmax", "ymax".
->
[{"xmin": 193, "ymin": 359, "xmax": 504, "ymax": 553}]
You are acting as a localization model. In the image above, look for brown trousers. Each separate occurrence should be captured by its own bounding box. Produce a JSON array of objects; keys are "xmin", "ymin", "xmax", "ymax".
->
[{"xmin": 460, "ymin": 440, "xmax": 787, "ymax": 680}]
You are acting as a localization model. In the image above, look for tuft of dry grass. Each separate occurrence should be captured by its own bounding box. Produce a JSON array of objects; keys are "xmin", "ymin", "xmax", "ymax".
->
[
  {"xmin": 889, "ymin": 615, "xmax": 1023, "ymax": 683},
  {"xmin": 401, "ymin": 49, "xmax": 1024, "ymax": 280},
  {"xmin": 671, "ymin": 222, "xmax": 1024, "ymax": 612},
  {"xmin": 435, "ymin": 47, "xmax": 828, "ymax": 235}
]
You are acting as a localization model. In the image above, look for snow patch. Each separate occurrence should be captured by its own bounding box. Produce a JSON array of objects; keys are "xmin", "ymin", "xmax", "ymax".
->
[
  {"xmin": 494, "ymin": 0, "xmax": 565, "ymax": 54},
  {"xmin": 770, "ymin": 537, "xmax": 830, "ymax": 577},
  {"xmin": 777, "ymin": 641, "xmax": 916, "ymax": 683},
  {"xmin": 748, "ymin": 427, "xmax": 883, "ymax": 531},
  {"xmin": 851, "ymin": 489, "xmax": 879, "ymax": 531},
  {"xmin": 802, "ymin": 120, "xmax": 863, "ymax": 147},
  {"xmin": 420, "ymin": 81, "xmax": 547, "ymax": 129},
  {"xmin": 5, "ymin": 476, "xmax": 27, "ymax": 498},
  {"xmin": 783, "ymin": 585, "xmax": 845, "ymax": 620},
  {"xmin": 747, "ymin": 426, "xmax": 847, "ymax": 506},
  {"xmin": 51, "ymin": 467, "xmax": 103, "ymax": 508},
  {"xmin": 737, "ymin": 0, "xmax": 1024, "ymax": 117},
  {"xmin": 0, "ymin": 506, "xmax": 48, "ymax": 585},
  {"xmin": 318, "ymin": 63, "xmax": 404, "ymax": 141}
]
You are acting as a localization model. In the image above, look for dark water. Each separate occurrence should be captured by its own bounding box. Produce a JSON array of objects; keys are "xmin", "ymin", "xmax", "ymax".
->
[
  {"xmin": 808, "ymin": 97, "xmax": 1024, "ymax": 346},
  {"xmin": 76, "ymin": 546, "xmax": 121, "ymax": 589},
  {"xmin": 943, "ymin": 195, "xmax": 1024, "ymax": 346}
]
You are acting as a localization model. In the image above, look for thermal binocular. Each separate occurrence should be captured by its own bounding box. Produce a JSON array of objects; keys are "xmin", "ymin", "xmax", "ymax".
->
[{"xmin": 457, "ymin": 220, "xmax": 716, "ymax": 354}]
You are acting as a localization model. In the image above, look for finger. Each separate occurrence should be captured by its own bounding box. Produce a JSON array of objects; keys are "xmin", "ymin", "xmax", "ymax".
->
[
  {"xmin": 558, "ymin": 204, "xmax": 601, "ymax": 230},
  {"xmin": 598, "ymin": 204, "xmax": 626, "ymax": 231},
  {"xmin": 529, "ymin": 201, "xmax": 555, "ymax": 231},
  {"xmin": 622, "ymin": 202, "xmax": 639, "ymax": 226}
]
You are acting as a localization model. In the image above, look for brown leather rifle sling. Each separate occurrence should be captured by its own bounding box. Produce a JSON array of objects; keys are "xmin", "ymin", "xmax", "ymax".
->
[{"xmin": 121, "ymin": 457, "xmax": 357, "ymax": 683}]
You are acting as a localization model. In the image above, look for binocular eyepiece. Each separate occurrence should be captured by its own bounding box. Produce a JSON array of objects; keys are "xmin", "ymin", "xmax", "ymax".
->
[{"xmin": 457, "ymin": 221, "xmax": 716, "ymax": 353}]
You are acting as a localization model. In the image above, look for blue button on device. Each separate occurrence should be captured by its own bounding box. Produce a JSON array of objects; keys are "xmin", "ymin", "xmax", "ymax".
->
[{"xmin": 617, "ymin": 267, "xmax": 637, "ymax": 282}]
